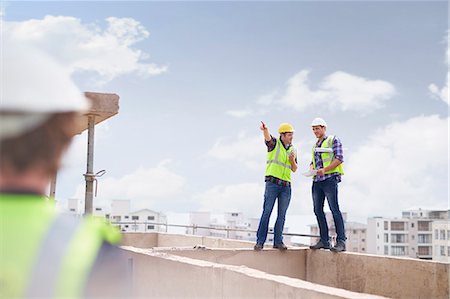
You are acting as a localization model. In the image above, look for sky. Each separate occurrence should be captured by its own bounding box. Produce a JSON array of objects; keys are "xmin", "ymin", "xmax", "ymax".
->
[{"xmin": 1, "ymin": 1, "xmax": 449, "ymax": 234}]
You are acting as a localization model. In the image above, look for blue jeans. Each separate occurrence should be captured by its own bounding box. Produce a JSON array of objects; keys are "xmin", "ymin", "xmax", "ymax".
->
[
  {"xmin": 256, "ymin": 181, "xmax": 291, "ymax": 245},
  {"xmin": 312, "ymin": 175, "xmax": 346, "ymax": 244}
]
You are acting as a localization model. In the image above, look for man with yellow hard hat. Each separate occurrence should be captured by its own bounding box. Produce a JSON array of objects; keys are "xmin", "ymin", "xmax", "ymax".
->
[
  {"xmin": 254, "ymin": 122, "xmax": 298, "ymax": 251},
  {"xmin": 0, "ymin": 40, "xmax": 130, "ymax": 298}
]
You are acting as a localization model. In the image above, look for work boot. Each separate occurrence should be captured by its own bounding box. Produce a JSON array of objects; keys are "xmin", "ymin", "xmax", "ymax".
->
[
  {"xmin": 254, "ymin": 243, "xmax": 264, "ymax": 251},
  {"xmin": 330, "ymin": 241, "xmax": 346, "ymax": 252},
  {"xmin": 309, "ymin": 240, "xmax": 331, "ymax": 250},
  {"xmin": 273, "ymin": 243, "xmax": 288, "ymax": 251}
]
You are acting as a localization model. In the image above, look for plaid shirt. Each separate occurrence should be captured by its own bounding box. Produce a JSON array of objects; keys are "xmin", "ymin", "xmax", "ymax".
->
[
  {"xmin": 265, "ymin": 135, "xmax": 295, "ymax": 187},
  {"xmin": 312, "ymin": 135, "xmax": 344, "ymax": 183}
]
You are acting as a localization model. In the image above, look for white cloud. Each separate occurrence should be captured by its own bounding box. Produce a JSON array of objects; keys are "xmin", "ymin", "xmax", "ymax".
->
[
  {"xmin": 4, "ymin": 15, "xmax": 167, "ymax": 84},
  {"xmin": 278, "ymin": 70, "xmax": 396, "ymax": 112},
  {"xmin": 208, "ymin": 132, "xmax": 266, "ymax": 170},
  {"xmin": 194, "ymin": 183, "xmax": 265, "ymax": 217},
  {"xmin": 72, "ymin": 160, "xmax": 186, "ymax": 211},
  {"xmin": 429, "ymin": 80, "xmax": 449, "ymax": 105},
  {"xmin": 228, "ymin": 70, "xmax": 396, "ymax": 117},
  {"xmin": 341, "ymin": 115, "xmax": 449, "ymax": 220},
  {"xmin": 428, "ymin": 32, "xmax": 449, "ymax": 105},
  {"xmin": 225, "ymin": 109, "xmax": 253, "ymax": 118}
]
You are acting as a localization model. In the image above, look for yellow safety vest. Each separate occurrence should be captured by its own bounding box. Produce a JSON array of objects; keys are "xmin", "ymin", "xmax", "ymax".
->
[
  {"xmin": 265, "ymin": 138, "xmax": 295, "ymax": 182},
  {"xmin": 0, "ymin": 194, "xmax": 121, "ymax": 298},
  {"xmin": 312, "ymin": 135, "xmax": 344, "ymax": 176}
]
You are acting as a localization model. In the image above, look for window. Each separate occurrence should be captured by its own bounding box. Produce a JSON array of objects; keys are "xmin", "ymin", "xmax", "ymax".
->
[
  {"xmin": 384, "ymin": 221, "xmax": 389, "ymax": 230},
  {"xmin": 125, "ymin": 225, "xmax": 129, "ymax": 228},
  {"xmin": 441, "ymin": 246, "xmax": 446, "ymax": 256},
  {"xmin": 231, "ymin": 213, "xmax": 239, "ymax": 217},
  {"xmin": 411, "ymin": 223, "xmax": 414, "ymax": 228},
  {"xmin": 147, "ymin": 225, "xmax": 155, "ymax": 230},
  {"xmin": 70, "ymin": 208, "xmax": 76, "ymax": 212},
  {"xmin": 391, "ymin": 246, "xmax": 407, "ymax": 256},
  {"xmin": 448, "ymin": 247, "xmax": 450, "ymax": 257},
  {"xmin": 361, "ymin": 238, "xmax": 365, "ymax": 242},
  {"xmin": 435, "ymin": 229, "xmax": 439, "ymax": 240},
  {"xmin": 377, "ymin": 222, "xmax": 379, "ymax": 227},
  {"xmin": 418, "ymin": 221, "xmax": 430, "ymax": 231},
  {"xmin": 448, "ymin": 230, "xmax": 450, "ymax": 240},
  {"xmin": 353, "ymin": 230, "xmax": 357, "ymax": 234},
  {"xmin": 418, "ymin": 246, "xmax": 431, "ymax": 255},
  {"xmin": 384, "ymin": 246, "xmax": 389, "ymax": 255},
  {"xmin": 440, "ymin": 230, "xmax": 446, "ymax": 240},
  {"xmin": 125, "ymin": 216, "xmax": 129, "ymax": 219},
  {"xmin": 361, "ymin": 248, "xmax": 365, "ymax": 251},
  {"xmin": 132, "ymin": 216, "xmax": 139, "ymax": 221},
  {"xmin": 148, "ymin": 216, "xmax": 155, "ymax": 221},
  {"xmin": 391, "ymin": 234, "xmax": 407, "ymax": 244},
  {"xmin": 391, "ymin": 222, "xmax": 405, "ymax": 231},
  {"xmin": 112, "ymin": 216, "xmax": 121, "ymax": 221},
  {"xmin": 418, "ymin": 234, "xmax": 431, "ymax": 244},
  {"xmin": 95, "ymin": 208, "xmax": 102, "ymax": 211},
  {"xmin": 384, "ymin": 233, "xmax": 389, "ymax": 243}
]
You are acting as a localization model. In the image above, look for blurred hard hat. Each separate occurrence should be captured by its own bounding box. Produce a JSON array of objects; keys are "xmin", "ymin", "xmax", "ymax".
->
[{"xmin": 0, "ymin": 38, "xmax": 89, "ymax": 140}]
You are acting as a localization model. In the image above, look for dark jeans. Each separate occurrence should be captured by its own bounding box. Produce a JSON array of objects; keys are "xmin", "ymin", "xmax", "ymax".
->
[
  {"xmin": 312, "ymin": 176, "xmax": 346, "ymax": 244},
  {"xmin": 256, "ymin": 181, "xmax": 291, "ymax": 245}
]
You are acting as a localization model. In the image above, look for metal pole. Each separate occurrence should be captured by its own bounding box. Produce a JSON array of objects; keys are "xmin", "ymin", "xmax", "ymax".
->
[
  {"xmin": 49, "ymin": 173, "xmax": 57, "ymax": 199},
  {"xmin": 84, "ymin": 115, "xmax": 95, "ymax": 215}
]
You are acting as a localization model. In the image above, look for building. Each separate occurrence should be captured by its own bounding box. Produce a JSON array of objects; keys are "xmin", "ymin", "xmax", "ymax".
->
[
  {"xmin": 432, "ymin": 220, "xmax": 450, "ymax": 262},
  {"xmin": 309, "ymin": 212, "xmax": 367, "ymax": 253},
  {"xmin": 367, "ymin": 208, "xmax": 448, "ymax": 260},
  {"xmin": 66, "ymin": 199, "xmax": 167, "ymax": 233},
  {"xmin": 188, "ymin": 211, "xmax": 291, "ymax": 244}
]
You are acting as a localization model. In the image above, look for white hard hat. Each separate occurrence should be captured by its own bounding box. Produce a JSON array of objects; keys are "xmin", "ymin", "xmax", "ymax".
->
[
  {"xmin": 311, "ymin": 117, "xmax": 327, "ymax": 127},
  {"xmin": 0, "ymin": 39, "xmax": 90, "ymax": 140}
]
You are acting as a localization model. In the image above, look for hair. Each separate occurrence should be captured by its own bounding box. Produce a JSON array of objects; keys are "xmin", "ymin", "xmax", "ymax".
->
[{"xmin": 0, "ymin": 112, "xmax": 78, "ymax": 176}]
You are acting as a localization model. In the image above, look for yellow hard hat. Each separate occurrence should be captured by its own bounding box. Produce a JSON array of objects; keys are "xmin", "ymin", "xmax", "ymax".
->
[{"xmin": 278, "ymin": 123, "xmax": 295, "ymax": 134}]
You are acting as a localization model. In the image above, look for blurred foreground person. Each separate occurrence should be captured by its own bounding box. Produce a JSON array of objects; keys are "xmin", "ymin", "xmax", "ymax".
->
[{"xmin": 0, "ymin": 40, "xmax": 130, "ymax": 298}]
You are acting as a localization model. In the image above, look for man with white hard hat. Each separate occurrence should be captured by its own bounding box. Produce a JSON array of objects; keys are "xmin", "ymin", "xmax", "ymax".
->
[
  {"xmin": 309, "ymin": 117, "xmax": 346, "ymax": 252},
  {"xmin": 0, "ymin": 40, "xmax": 129, "ymax": 298}
]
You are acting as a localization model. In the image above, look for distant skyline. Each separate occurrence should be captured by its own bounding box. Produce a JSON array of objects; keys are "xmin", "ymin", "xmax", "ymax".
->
[{"xmin": 2, "ymin": 1, "xmax": 448, "ymax": 227}]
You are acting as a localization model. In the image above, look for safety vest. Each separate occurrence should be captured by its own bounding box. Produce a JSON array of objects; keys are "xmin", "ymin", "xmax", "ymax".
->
[
  {"xmin": 0, "ymin": 194, "xmax": 121, "ymax": 298},
  {"xmin": 265, "ymin": 138, "xmax": 295, "ymax": 182},
  {"xmin": 312, "ymin": 135, "xmax": 344, "ymax": 176}
]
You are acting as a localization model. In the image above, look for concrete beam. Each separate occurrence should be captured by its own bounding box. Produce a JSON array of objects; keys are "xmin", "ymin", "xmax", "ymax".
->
[{"xmin": 72, "ymin": 92, "xmax": 119, "ymax": 135}]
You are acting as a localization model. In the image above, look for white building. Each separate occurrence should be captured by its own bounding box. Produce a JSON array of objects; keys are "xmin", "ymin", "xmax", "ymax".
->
[
  {"xmin": 117, "ymin": 208, "xmax": 168, "ymax": 233},
  {"xmin": 367, "ymin": 209, "xmax": 448, "ymax": 260},
  {"xmin": 309, "ymin": 212, "xmax": 367, "ymax": 253},
  {"xmin": 66, "ymin": 198, "xmax": 104, "ymax": 217},
  {"xmin": 432, "ymin": 220, "xmax": 450, "ymax": 263},
  {"xmin": 66, "ymin": 199, "xmax": 167, "ymax": 233}
]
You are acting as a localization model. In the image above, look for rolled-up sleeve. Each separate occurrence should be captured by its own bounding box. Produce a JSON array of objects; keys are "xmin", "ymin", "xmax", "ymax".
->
[
  {"xmin": 333, "ymin": 137, "xmax": 344, "ymax": 162},
  {"xmin": 265, "ymin": 135, "xmax": 277, "ymax": 152}
]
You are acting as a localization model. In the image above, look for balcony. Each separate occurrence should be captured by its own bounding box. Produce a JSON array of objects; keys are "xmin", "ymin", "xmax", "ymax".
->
[{"xmin": 120, "ymin": 232, "xmax": 448, "ymax": 299}]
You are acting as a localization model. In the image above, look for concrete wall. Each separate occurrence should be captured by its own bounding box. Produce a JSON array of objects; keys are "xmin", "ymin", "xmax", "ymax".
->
[
  {"xmin": 164, "ymin": 248, "xmax": 307, "ymax": 280},
  {"xmin": 121, "ymin": 232, "xmax": 257, "ymax": 249},
  {"xmin": 305, "ymin": 249, "xmax": 449, "ymax": 299},
  {"xmin": 122, "ymin": 247, "xmax": 386, "ymax": 299},
  {"xmin": 121, "ymin": 232, "xmax": 450, "ymax": 299}
]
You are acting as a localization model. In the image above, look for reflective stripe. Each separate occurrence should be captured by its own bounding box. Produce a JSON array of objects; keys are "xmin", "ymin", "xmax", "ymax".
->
[
  {"xmin": 25, "ymin": 215, "xmax": 80, "ymax": 298},
  {"xmin": 267, "ymin": 159, "xmax": 292, "ymax": 169},
  {"xmin": 266, "ymin": 139, "xmax": 292, "ymax": 169}
]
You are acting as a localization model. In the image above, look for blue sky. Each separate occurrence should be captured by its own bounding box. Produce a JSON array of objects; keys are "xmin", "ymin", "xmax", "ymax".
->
[{"xmin": 2, "ymin": 1, "xmax": 449, "ymax": 230}]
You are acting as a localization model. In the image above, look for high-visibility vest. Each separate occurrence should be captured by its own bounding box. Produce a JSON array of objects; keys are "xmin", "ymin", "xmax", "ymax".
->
[
  {"xmin": 0, "ymin": 194, "xmax": 121, "ymax": 298},
  {"xmin": 265, "ymin": 138, "xmax": 295, "ymax": 182},
  {"xmin": 312, "ymin": 135, "xmax": 344, "ymax": 176}
]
